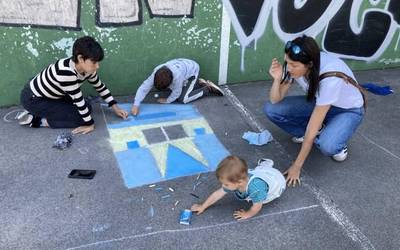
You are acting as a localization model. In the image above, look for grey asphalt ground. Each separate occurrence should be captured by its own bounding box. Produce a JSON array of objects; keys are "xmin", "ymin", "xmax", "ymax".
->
[{"xmin": 0, "ymin": 68, "xmax": 399, "ymax": 250}]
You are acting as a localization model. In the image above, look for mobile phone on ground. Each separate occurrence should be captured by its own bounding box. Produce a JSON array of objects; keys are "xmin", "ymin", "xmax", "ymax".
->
[{"xmin": 68, "ymin": 169, "xmax": 96, "ymax": 179}]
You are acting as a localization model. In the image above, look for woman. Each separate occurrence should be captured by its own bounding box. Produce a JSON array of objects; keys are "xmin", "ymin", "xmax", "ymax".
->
[{"xmin": 264, "ymin": 35, "xmax": 365, "ymax": 187}]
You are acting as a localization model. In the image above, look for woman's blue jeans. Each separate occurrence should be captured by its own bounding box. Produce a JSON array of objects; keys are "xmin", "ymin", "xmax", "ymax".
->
[{"xmin": 264, "ymin": 96, "xmax": 364, "ymax": 156}]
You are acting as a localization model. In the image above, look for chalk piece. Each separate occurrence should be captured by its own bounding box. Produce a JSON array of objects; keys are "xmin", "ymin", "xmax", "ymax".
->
[
  {"xmin": 161, "ymin": 194, "xmax": 171, "ymax": 199},
  {"xmin": 149, "ymin": 184, "xmax": 156, "ymax": 188},
  {"xmin": 149, "ymin": 205, "xmax": 154, "ymax": 217},
  {"xmin": 190, "ymin": 193, "xmax": 200, "ymax": 199},
  {"xmin": 168, "ymin": 187, "xmax": 175, "ymax": 192},
  {"xmin": 154, "ymin": 93, "xmax": 159, "ymax": 98},
  {"xmin": 174, "ymin": 200, "xmax": 180, "ymax": 206}
]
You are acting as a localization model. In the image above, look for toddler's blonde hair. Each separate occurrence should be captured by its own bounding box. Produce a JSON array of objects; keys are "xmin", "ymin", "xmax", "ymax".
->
[{"xmin": 216, "ymin": 155, "xmax": 248, "ymax": 183}]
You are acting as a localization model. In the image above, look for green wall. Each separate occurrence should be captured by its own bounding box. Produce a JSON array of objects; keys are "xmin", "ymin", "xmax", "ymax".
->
[{"xmin": 0, "ymin": 0, "xmax": 222, "ymax": 106}]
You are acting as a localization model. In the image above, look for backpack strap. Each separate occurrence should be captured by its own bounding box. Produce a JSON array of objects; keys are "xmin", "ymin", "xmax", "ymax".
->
[{"xmin": 319, "ymin": 71, "xmax": 367, "ymax": 109}]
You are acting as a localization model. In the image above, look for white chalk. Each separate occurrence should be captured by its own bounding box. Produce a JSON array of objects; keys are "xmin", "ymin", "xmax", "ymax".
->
[
  {"xmin": 168, "ymin": 187, "xmax": 175, "ymax": 192},
  {"xmin": 154, "ymin": 93, "xmax": 159, "ymax": 98},
  {"xmin": 149, "ymin": 184, "xmax": 156, "ymax": 188}
]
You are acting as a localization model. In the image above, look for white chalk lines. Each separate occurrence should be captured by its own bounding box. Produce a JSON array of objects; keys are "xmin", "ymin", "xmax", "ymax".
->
[{"xmin": 66, "ymin": 205, "xmax": 320, "ymax": 250}]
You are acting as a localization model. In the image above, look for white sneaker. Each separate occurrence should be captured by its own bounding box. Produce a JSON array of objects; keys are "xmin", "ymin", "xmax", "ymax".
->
[
  {"xmin": 291, "ymin": 124, "xmax": 325, "ymax": 144},
  {"xmin": 291, "ymin": 136, "xmax": 304, "ymax": 144},
  {"xmin": 200, "ymin": 78, "xmax": 224, "ymax": 96},
  {"xmin": 332, "ymin": 146, "xmax": 348, "ymax": 162},
  {"xmin": 17, "ymin": 110, "xmax": 33, "ymax": 125},
  {"xmin": 256, "ymin": 158, "xmax": 274, "ymax": 169}
]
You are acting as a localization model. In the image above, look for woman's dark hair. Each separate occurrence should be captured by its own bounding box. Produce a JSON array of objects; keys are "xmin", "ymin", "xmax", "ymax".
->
[
  {"xmin": 154, "ymin": 66, "xmax": 173, "ymax": 90},
  {"xmin": 286, "ymin": 35, "xmax": 320, "ymax": 101},
  {"xmin": 72, "ymin": 36, "xmax": 104, "ymax": 63}
]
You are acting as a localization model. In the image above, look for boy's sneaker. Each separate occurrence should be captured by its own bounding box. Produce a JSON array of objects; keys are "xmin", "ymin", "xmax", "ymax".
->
[
  {"xmin": 291, "ymin": 124, "xmax": 325, "ymax": 144},
  {"xmin": 332, "ymin": 146, "xmax": 348, "ymax": 162},
  {"xmin": 199, "ymin": 78, "xmax": 224, "ymax": 96},
  {"xmin": 17, "ymin": 110, "xmax": 33, "ymax": 125},
  {"xmin": 17, "ymin": 111, "xmax": 41, "ymax": 128}
]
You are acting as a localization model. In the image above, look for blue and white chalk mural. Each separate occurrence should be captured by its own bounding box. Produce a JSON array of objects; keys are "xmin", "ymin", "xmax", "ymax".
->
[{"xmin": 104, "ymin": 103, "xmax": 229, "ymax": 188}]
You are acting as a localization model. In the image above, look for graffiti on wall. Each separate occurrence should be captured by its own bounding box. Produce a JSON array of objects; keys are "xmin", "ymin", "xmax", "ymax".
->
[
  {"xmin": 0, "ymin": 0, "xmax": 195, "ymax": 29},
  {"xmin": 223, "ymin": 0, "xmax": 400, "ymax": 70},
  {"xmin": 0, "ymin": 0, "xmax": 81, "ymax": 29}
]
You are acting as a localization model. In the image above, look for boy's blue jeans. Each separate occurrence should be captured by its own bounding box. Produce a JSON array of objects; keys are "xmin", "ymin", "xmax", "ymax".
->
[{"xmin": 264, "ymin": 96, "xmax": 364, "ymax": 156}]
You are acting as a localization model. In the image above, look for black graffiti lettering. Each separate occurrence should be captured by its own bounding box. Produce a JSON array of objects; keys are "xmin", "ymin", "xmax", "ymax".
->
[
  {"xmin": 388, "ymin": 0, "xmax": 400, "ymax": 24},
  {"xmin": 277, "ymin": 0, "xmax": 332, "ymax": 33},
  {"xmin": 324, "ymin": 0, "xmax": 392, "ymax": 57},
  {"xmin": 228, "ymin": 0, "xmax": 265, "ymax": 36}
]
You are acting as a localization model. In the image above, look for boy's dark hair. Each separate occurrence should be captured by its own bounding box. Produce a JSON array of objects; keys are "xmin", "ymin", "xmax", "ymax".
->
[
  {"xmin": 154, "ymin": 66, "xmax": 173, "ymax": 90},
  {"xmin": 216, "ymin": 155, "xmax": 248, "ymax": 183},
  {"xmin": 72, "ymin": 36, "xmax": 104, "ymax": 63}
]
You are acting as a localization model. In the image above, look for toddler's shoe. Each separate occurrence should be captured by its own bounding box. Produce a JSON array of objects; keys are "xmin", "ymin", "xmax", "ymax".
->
[
  {"xmin": 332, "ymin": 146, "xmax": 348, "ymax": 162},
  {"xmin": 256, "ymin": 158, "xmax": 274, "ymax": 169}
]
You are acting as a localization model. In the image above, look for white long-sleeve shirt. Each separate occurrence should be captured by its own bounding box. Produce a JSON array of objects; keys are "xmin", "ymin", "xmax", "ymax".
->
[{"xmin": 133, "ymin": 58, "xmax": 199, "ymax": 106}]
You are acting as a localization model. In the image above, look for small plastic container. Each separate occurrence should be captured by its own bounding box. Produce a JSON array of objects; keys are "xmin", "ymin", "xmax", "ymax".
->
[{"xmin": 179, "ymin": 209, "xmax": 192, "ymax": 225}]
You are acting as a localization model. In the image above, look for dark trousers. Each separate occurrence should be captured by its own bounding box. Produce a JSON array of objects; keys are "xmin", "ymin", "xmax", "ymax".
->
[
  {"xmin": 177, "ymin": 76, "xmax": 209, "ymax": 104},
  {"xmin": 20, "ymin": 85, "xmax": 91, "ymax": 128}
]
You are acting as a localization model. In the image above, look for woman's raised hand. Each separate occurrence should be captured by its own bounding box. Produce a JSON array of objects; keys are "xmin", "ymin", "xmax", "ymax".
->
[{"xmin": 269, "ymin": 58, "xmax": 283, "ymax": 81}]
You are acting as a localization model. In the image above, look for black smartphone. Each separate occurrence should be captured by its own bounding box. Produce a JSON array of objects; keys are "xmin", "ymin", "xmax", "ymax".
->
[
  {"xmin": 68, "ymin": 169, "xmax": 96, "ymax": 179},
  {"xmin": 280, "ymin": 61, "xmax": 292, "ymax": 84}
]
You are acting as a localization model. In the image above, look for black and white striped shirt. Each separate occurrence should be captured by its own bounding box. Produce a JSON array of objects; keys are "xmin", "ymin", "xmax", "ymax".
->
[{"xmin": 29, "ymin": 58, "xmax": 117, "ymax": 125}]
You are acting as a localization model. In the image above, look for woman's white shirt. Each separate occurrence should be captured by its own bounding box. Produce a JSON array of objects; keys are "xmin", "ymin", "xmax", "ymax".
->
[{"xmin": 295, "ymin": 52, "xmax": 364, "ymax": 109}]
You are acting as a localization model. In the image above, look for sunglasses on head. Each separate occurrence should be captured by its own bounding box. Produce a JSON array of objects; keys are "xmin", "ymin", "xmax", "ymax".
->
[{"xmin": 284, "ymin": 41, "xmax": 309, "ymax": 61}]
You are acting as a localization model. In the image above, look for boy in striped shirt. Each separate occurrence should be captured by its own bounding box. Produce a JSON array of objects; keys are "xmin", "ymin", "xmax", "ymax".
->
[{"xmin": 19, "ymin": 36, "xmax": 128, "ymax": 134}]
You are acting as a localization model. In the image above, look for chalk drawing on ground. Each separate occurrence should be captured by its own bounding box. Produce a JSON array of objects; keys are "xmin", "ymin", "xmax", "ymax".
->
[
  {"xmin": 103, "ymin": 104, "xmax": 230, "ymax": 188},
  {"xmin": 0, "ymin": 0, "xmax": 80, "ymax": 29}
]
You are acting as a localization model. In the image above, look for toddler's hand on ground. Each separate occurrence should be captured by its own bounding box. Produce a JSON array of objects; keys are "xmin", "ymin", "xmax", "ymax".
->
[
  {"xmin": 191, "ymin": 204, "xmax": 205, "ymax": 215},
  {"xmin": 157, "ymin": 98, "xmax": 167, "ymax": 104},
  {"xmin": 131, "ymin": 105, "xmax": 139, "ymax": 116},
  {"xmin": 233, "ymin": 209, "xmax": 252, "ymax": 220}
]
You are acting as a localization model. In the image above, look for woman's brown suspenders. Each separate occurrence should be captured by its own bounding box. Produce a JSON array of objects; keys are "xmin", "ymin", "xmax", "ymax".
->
[{"xmin": 319, "ymin": 71, "xmax": 367, "ymax": 109}]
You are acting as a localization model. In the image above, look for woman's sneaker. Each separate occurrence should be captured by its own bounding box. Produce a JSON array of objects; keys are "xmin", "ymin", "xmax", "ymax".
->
[
  {"xmin": 291, "ymin": 124, "xmax": 325, "ymax": 144},
  {"xmin": 291, "ymin": 136, "xmax": 305, "ymax": 144},
  {"xmin": 332, "ymin": 146, "xmax": 348, "ymax": 162}
]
